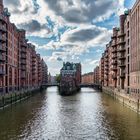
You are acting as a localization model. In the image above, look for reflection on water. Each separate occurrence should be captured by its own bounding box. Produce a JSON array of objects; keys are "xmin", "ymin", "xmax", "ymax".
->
[{"xmin": 0, "ymin": 87, "xmax": 140, "ymax": 140}]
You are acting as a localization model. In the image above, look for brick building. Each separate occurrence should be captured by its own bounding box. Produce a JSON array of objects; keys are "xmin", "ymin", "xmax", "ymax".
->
[
  {"xmin": 60, "ymin": 62, "xmax": 81, "ymax": 94},
  {"xmin": 93, "ymin": 66, "xmax": 99, "ymax": 85},
  {"xmin": 99, "ymin": 55, "xmax": 104, "ymax": 86},
  {"xmin": 111, "ymin": 27, "xmax": 119, "ymax": 88},
  {"xmin": 0, "ymin": 0, "xmax": 48, "ymax": 94},
  {"xmin": 98, "ymin": 11, "xmax": 130, "ymax": 91},
  {"xmin": 130, "ymin": 0, "xmax": 140, "ymax": 96},
  {"xmin": 82, "ymin": 72, "xmax": 94, "ymax": 84},
  {"xmin": 97, "ymin": 0, "xmax": 140, "ymax": 98}
]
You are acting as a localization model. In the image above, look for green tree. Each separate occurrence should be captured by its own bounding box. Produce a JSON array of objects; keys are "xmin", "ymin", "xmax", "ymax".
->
[{"xmin": 56, "ymin": 74, "xmax": 61, "ymax": 83}]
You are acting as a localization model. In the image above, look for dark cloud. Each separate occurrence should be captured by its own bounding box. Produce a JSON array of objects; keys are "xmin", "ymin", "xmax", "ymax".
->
[
  {"xmin": 19, "ymin": 20, "xmax": 50, "ymax": 33},
  {"xmin": 64, "ymin": 8, "xmax": 86, "ymax": 23},
  {"xmin": 4, "ymin": 0, "xmax": 21, "ymax": 7},
  {"xmin": 66, "ymin": 28, "xmax": 102, "ymax": 42},
  {"xmin": 19, "ymin": 20, "xmax": 41, "ymax": 32},
  {"xmin": 4, "ymin": 0, "xmax": 38, "ymax": 15},
  {"xmin": 57, "ymin": 57, "xmax": 63, "ymax": 61},
  {"xmin": 44, "ymin": 0, "xmax": 116, "ymax": 23}
]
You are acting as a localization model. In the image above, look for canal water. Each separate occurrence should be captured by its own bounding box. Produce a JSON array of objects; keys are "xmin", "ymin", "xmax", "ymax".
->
[{"xmin": 0, "ymin": 87, "xmax": 140, "ymax": 140}]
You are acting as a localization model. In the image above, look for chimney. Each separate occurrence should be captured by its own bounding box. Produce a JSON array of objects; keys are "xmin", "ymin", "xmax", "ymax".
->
[{"xmin": 119, "ymin": 14, "xmax": 126, "ymax": 33}]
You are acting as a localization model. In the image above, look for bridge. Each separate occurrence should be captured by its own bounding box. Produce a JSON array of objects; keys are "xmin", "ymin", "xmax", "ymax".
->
[
  {"xmin": 80, "ymin": 83, "xmax": 102, "ymax": 90},
  {"xmin": 40, "ymin": 83, "xmax": 59, "ymax": 90},
  {"xmin": 80, "ymin": 83, "xmax": 94, "ymax": 87},
  {"xmin": 41, "ymin": 83, "xmax": 59, "ymax": 87},
  {"xmin": 41, "ymin": 83, "xmax": 102, "ymax": 90}
]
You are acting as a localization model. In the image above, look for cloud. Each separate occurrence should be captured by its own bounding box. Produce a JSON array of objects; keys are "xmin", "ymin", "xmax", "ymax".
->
[
  {"xmin": 89, "ymin": 60, "xmax": 99, "ymax": 65},
  {"xmin": 42, "ymin": 25, "xmax": 112, "ymax": 54},
  {"xmin": 57, "ymin": 57, "xmax": 63, "ymax": 61},
  {"xmin": 3, "ymin": 0, "xmax": 125, "ymax": 38},
  {"xmin": 64, "ymin": 26, "xmax": 103, "ymax": 42},
  {"xmin": 3, "ymin": 0, "xmax": 126, "ymax": 75},
  {"xmin": 43, "ymin": 0, "xmax": 125, "ymax": 24},
  {"xmin": 4, "ymin": 0, "xmax": 20, "ymax": 7},
  {"xmin": 19, "ymin": 20, "xmax": 44, "ymax": 33}
]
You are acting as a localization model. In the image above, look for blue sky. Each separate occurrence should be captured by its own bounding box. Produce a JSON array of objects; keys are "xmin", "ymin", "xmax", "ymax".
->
[{"xmin": 4, "ymin": 0, "xmax": 136, "ymax": 75}]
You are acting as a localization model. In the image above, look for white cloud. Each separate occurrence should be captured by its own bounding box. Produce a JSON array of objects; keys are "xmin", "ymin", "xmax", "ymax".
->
[
  {"xmin": 38, "ymin": 25, "xmax": 112, "ymax": 58},
  {"xmin": 3, "ymin": 0, "xmax": 126, "ymax": 75}
]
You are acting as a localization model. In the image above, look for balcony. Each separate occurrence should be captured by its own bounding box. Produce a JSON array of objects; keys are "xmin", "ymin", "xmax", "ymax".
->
[
  {"xmin": 32, "ymin": 58, "xmax": 36, "ymax": 62},
  {"xmin": 112, "ymin": 48, "xmax": 117, "ymax": 53},
  {"xmin": 32, "ymin": 67, "xmax": 36, "ymax": 71},
  {"xmin": 120, "ymin": 72, "xmax": 125, "ymax": 78},
  {"xmin": 0, "ymin": 68, "xmax": 5, "ymax": 75},
  {"xmin": 117, "ymin": 40, "xmax": 125, "ymax": 45},
  {"xmin": 112, "ymin": 74, "xmax": 117, "ymax": 79},
  {"xmin": 0, "ymin": 45, "xmax": 6, "ymax": 52},
  {"xmin": 21, "ymin": 73, "xmax": 26, "ymax": 79},
  {"xmin": 111, "ymin": 35, "xmax": 117, "ymax": 39},
  {"xmin": 32, "ymin": 63, "xmax": 36, "ymax": 66},
  {"xmin": 21, "ymin": 54, "xmax": 26, "ymax": 59},
  {"xmin": 21, "ymin": 65, "xmax": 26, "ymax": 70},
  {"xmin": 105, "ymin": 59, "xmax": 108, "ymax": 63},
  {"xmin": 118, "ymin": 62, "xmax": 126, "ymax": 67},
  {"xmin": 105, "ymin": 67, "xmax": 108, "ymax": 70},
  {"xmin": 111, "ymin": 66, "xmax": 117, "ymax": 71},
  {"xmin": 104, "ymin": 71, "xmax": 109, "ymax": 75},
  {"xmin": 105, "ymin": 63, "xmax": 108, "ymax": 66},
  {"xmin": 105, "ymin": 77, "xmax": 109, "ymax": 80},
  {"xmin": 38, "ymin": 63, "xmax": 41, "ymax": 67},
  {"xmin": 118, "ymin": 46, "xmax": 125, "ymax": 52},
  {"xmin": 21, "ymin": 60, "xmax": 26, "ymax": 65},
  {"xmin": 101, "ymin": 68, "xmax": 104, "ymax": 72},
  {"xmin": 0, "ymin": 25, "xmax": 7, "ymax": 33},
  {"xmin": 21, "ymin": 47, "xmax": 26, "ymax": 53},
  {"xmin": 112, "ymin": 41, "xmax": 117, "ymax": 47},
  {"xmin": 118, "ymin": 55, "xmax": 126, "ymax": 60},
  {"xmin": 21, "ymin": 41, "xmax": 27, "ymax": 47},
  {"xmin": 118, "ymin": 32, "xmax": 126, "ymax": 38},
  {"xmin": 0, "ymin": 55, "xmax": 5, "ymax": 62},
  {"xmin": 32, "ymin": 72, "xmax": 36, "ymax": 76},
  {"xmin": 32, "ymin": 77, "xmax": 36, "ymax": 80},
  {"xmin": 38, "ymin": 67, "xmax": 41, "ymax": 71},
  {"xmin": 105, "ymin": 55, "xmax": 108, "ymax": 58},
  {"xmin": 32, "ymin": 54, "xmax": 36, "ymax": 58},
  {"xmin": 0, "ymin": 36, "xmax": 6, "ymax": 43},
  {"xmin": 112, "ymin": 60, "xmax": 117, "ymax": 65},
  {"xmin": 112, "ymin": 54, "xmax": 117, "ymax": 59}
]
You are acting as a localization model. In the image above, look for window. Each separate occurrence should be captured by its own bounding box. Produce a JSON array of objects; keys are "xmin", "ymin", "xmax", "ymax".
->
[
  {"xmin": 128, "ymin": 39, "xmax": 129, "ymax": 46},
  {"xmin": 127, "ymin": 22, "xmax": 129, "ymax": 28},
  {"xmin": 127, "ymin": 31, "xmax": 129, "ymax": 37}
]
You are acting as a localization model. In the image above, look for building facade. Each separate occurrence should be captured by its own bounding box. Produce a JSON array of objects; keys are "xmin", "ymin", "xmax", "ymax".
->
[
  {"xmin": 99, "ymin": 55, "xmax": 104, "ymax": 86},
  {"xmin": 82, "ymin": 72, "xmax": 94, "ymax": 84},
  {"xmin": 60, "ymin": 62, "xmax": 81, "ymax": 94},
  {"xmin": 98, "ymin": 11, "xmax": 130, "ymax": 91},
  {"xmin": 130, "ymin": 0, "xmax": 140, "ymax": 97},
  {"xmin": 93, "ymin": 66, "xmax": 100, "ymax": 85},
  {"xmin": 97, "ymin": 0, "xmax": 140, "ymax": 100},
  {"xmin": 0, "ymin": 0, "xmax": 48, "ymax": 95}
]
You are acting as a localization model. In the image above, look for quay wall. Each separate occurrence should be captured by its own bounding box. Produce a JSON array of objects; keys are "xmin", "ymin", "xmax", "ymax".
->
[
  {"xmin": 0, "ymin": 87, "xmax": 46, "ymax": 109},
  {"xmin": 103, "ymin": 87, "xmax": 140, "ymax": 114}
]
